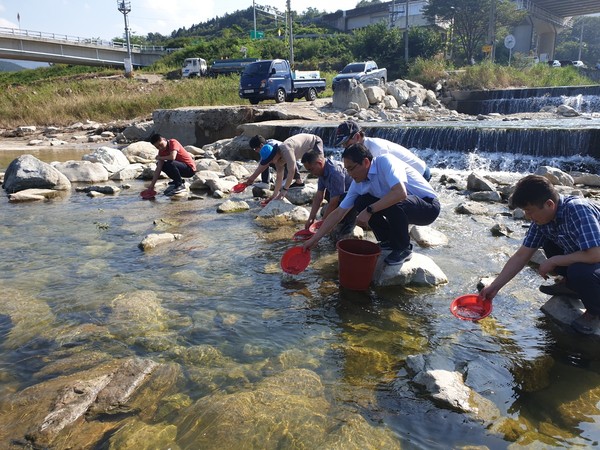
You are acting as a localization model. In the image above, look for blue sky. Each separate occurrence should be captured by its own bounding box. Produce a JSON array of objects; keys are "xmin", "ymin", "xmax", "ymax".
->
[{"xmin": 0, "ymin": 0, "xmax": 352, "ymax": 41}]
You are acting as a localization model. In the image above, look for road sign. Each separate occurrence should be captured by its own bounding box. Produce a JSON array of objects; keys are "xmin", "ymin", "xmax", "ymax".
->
[
  {"xmin": 250, "ymin": 30, "xmax": 264, "ymax": 40},
  {"xmin": 482, "ymin": 45, "xmax": 492, "ymax": 53},
  {"xmin": 504, "ymin": 34, "xmax": 516, "ymax": 50}
]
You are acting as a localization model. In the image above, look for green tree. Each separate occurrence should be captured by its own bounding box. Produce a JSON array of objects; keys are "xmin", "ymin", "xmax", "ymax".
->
[
  {"xmin": 556, "ymin": 16, "xmax": 600, "ymax": 65},
  {"xmin": 423, "ymin": 0, "xmax": 525, "ymax": 65}
]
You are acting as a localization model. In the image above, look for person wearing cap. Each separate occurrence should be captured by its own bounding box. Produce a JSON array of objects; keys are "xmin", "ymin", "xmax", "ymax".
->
[
  {"xmin": 334, "ymin": 120, "xmax": 431, "ymax": 181},
  {"xmin": 245, "ymin": 134, "xmax": 283, "ymax": 185},
  {"xmin": 147, "ymin": 133, "xmax": 196, "ymax": 196},
  {"xmin": 247, "ymin": 133, "xmax": 323, "ymax": 201},
  {"xmin": 301, "ymin": 148, "xmax": 356, "ymax": 236},
  {"xmin": 303, "ymin": 142, "xmax": 440, "ymax": 266}
]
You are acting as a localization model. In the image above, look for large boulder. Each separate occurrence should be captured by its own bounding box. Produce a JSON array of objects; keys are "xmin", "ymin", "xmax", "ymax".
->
[
  {"xmin": 332, "ymin": 79, "xmax": 369, "ymax": 110},
  {"xmin": 373, "ymin": 252, "xmax": 448, "ymax": 287},
  {"xmin": 121, "ymin": 141, "xmax": 157, "ymax": 163},
  {"xmin": 53, "ymin": 160, "xmax": 110, "ymax": 183},
  {"xmin": 3, "ymin": 154, "xmax": 71, "ymax": 193},
  {"xmin": 82, "ymin": 146, "xmax": 130, "ymax": 174}
]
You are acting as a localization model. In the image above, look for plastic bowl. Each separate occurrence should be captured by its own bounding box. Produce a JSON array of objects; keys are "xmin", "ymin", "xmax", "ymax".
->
[
  {"xmin": 293, "ymin": 229, "xmax": 314, "ymax": 241},
  {"xmin": 308, "ymin": 220, "xmax": 324, "ymax": 233},
  {"xmin": 232, "ymin": 182, "xmax": 247, "ymax": 193},
  {"xmin": 280, "ymin": 246, "xmax": 311, "ymax": 275},
  {"xmin": 140, "ymin": 189, "xmax": 157, "ymax": 200},
  {"xmin": 450, "ymin": 294, "xmax": 492, "ymax": 321}
]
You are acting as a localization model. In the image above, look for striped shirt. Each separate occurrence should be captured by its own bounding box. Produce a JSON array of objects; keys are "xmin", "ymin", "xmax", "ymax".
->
[{"xmin": 523, "ymin": 195, "xmax": 600, "ymax": 253}]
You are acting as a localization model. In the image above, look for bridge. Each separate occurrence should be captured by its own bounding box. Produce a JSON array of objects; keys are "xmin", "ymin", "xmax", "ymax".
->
[
  {"xmin": 514, "ymin": 0, "xmax": 600, "ymax": 60},
  {"xmin": 0, "ymin": 27, "xmax": 174, "ymax": 68}
]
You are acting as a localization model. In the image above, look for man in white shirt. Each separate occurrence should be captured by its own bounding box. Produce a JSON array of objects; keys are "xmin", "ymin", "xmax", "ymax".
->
[
  {"xmin": 303, "ymin": 143, "xmax": 440, "ymax": 265},
  {"xmin": 334, "ymin": 120, "xmax": 431, "ymax": 181}
]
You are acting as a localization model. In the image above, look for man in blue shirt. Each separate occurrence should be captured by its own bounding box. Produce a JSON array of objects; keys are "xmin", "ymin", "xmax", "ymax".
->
[
  {"xmin": 480, "ymin": 175, "xmax": 600, "ymax": 334},
  {"xmin": 303, "ymin": 143, "xmax": 440, "ymax": 265},
  {"xmin": 301, "ymin": 149, "xmax": 355, "ymax": 236}
]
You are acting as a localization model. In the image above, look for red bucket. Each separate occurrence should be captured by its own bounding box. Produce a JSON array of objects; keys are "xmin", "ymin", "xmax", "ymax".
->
[{"xmin": 336, "ymin": 239, "xmax": 381, "ymax": 291}]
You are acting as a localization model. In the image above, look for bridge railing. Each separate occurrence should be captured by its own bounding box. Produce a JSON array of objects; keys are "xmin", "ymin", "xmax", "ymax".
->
[{"xmin": 0, "ymin": 26, "xmax": 178, "ymax": 53}]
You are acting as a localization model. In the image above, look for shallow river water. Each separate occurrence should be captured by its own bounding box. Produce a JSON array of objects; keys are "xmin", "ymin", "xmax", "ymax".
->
[{"xmin": 1, "ymin": 147, "xmax": 600, "ymax": 449}]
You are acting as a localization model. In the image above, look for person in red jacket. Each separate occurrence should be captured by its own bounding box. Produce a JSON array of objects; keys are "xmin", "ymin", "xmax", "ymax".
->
[{"xmin": 148, "ymin": 133, "xmax": 196, "ymax": 196}]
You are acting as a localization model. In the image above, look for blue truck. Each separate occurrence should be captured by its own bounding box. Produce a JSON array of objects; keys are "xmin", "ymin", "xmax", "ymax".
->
[{"xmin": 239, "ymin": 59, "xmax": 326, "ymax": 104}]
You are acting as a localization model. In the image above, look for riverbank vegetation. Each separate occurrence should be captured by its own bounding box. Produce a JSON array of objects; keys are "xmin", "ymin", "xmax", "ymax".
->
[{"xmin": 0, "ymin": 59, "xmax": 594, "ymax": 129}]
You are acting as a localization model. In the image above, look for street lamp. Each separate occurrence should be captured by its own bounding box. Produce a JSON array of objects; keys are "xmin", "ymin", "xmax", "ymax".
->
[{"xmin": 117, "ymin": 0, "xmax": 133, "ymax": 76}]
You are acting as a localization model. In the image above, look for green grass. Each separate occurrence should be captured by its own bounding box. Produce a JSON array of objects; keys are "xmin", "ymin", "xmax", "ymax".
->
[{"xmin": 0, "ymin": 61, "xmax": 594, "ymax": 128}]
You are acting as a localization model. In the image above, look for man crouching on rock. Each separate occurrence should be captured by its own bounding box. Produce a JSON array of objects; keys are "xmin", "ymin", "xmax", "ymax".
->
[
  {"xmin": 480, "ymin": 175, "xmax": 600, "ymax": 335},
  {"xmin": 303, "ymin": 143, "xmax": 440, "ymax": 266},
  {"xmin": 147, "ymin": 133, "xmax": 196, "ymax": 196}
]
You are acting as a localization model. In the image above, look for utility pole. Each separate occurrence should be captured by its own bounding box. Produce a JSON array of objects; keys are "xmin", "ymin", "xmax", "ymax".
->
[
  {"xmin": 487, "ymin": 0, "xmax": 496, "ymax": 62},
  {"xmin": 404, "ymin": 0, "xmax": 409, "ymax": 62},
  {"xmin": 253, "ymin": 0, "xmax": 257, "ymax": 40},
  {"xmin": 578, "ymin": 21, "xmax": 584, "ymax": 61},
  {"xmin": 117, "ymin": 0, "xmax": 133, "ymax": 76},
  {"xmin": 287, "ymin": 0, "xmax": 294, "ymax": 68}
]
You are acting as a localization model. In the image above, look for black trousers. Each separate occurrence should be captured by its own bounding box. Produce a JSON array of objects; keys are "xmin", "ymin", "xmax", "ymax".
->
[
  {"xmin": 162, "ymin": 160, "xmax": 195, "ymax": 185},
  {"xmin": 354, "ymin": 193, "xmax": 441, "ymax": 250},
  {"xmin": 543, "ymin": 241, "xmax": 600, "ymax": 315}
]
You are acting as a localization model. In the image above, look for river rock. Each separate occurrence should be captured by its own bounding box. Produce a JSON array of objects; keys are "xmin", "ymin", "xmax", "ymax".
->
[
  {"xmin": 110, "ymin": 163, "xmax": 145, "ymax": 181},
  {"xmin": 365, "ymin": 86, "xmax": 386, "ymax": 105},
  {"xmin": 332, "ymin": 79, "xmax": 370, "ymax": 110},
  {"xmin": 284, "ymin": 183, "xmax": 317, "ymax": 205},
  {"xmin": 257, "ymin": 199, "xmax": 309, "ymax": 223},
  {"xmin": 409, "ymin": 225, "xmax": 448, "ymax": 247},
  {"xmin": 535, "ymin": 166, "xmax": 574, "ymax": 187},
  {"xmin": 175, "ymin": 368, "xmax": 401, "ymax": 449},
  {"xmin": 76, "ymin": 185, "xmax": 121, "ymax": 195},
  {"xmin": 139, "ymin": 232, "xmax": 182, "ymax": 250},
  {"xmin": 8, "ymin": 188, "xmax": 64, "ymax": 202},
  {"xmin": 107, "ymin": 420, "xmax": 179, "ymax": 450},
  {"xmin": 455, "ymin": 201, "xmax": 488, "ymax": 215},
  {"xmin": 3, "ymin": 154, "xmax": 72, "ymax": 193},
  {"xmin": 196, "ymin": 158, "xmax": 222, "ymax": 172},
  {"xmin": 573, "ymin": 173, "xmax": 600, "ymax": 187},
  {"xmin": 205, "ymin": 176, "xmax": 238, "ymax": 193},
  {"xmin": 121, "ymin": 140, "xmax": 157, "ymax": 163},
  {"xmin": 217, "ymin": 200, "xmax": 250, "ymax": 213},
  {"xmin": 121, "ymin": 120, "xmax": 155, "ymax": 142},
  {"xmin": 469, "ymin": 190, "xmax": 503, "ymax": 202},
  {"xmin": 53, "ymin": 160, "xmax": 110, "ymax": 182},
  {"xmin": 83, "ymin": 146, "xmax": 130, "ymax": 173},
  {"xmin": 386, "ymin": 81, "xmax": 410, "ymax": 105},
  {"xmin": 373, "ymin": 252, "xmax": 448, "ymax": 287},
  {"xmin": 467, "ymin": 172, "xmax": 497, "ymax": 191},
  {"xmin": 223, "ymin": 161, "xmax": 250, "ymax": 179}
]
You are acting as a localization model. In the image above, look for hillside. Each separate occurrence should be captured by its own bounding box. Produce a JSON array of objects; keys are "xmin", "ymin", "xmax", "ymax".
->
[{"xmin": 0, "ymin": 60, "xmax": 26, "ymax": 72}]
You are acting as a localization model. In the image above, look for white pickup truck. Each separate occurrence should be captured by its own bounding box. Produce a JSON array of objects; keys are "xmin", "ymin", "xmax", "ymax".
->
[{"xmin": 332, "ymin": 61, "xmax": 387, "ymax": 91}]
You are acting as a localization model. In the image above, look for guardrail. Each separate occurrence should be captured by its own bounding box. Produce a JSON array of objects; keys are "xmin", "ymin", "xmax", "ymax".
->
[{"xmin": 0, "ymin": 26, "xmax": 178, "ymax": 53}]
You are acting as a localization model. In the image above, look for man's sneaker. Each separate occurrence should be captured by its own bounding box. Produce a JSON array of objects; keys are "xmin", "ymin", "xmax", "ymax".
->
[
  {"xmin": 539, "ymin": 281, "xmax": 578, "ymax": 297},
  {"xmin": 572, "ymin": 312, "xmax": 600, "ymax": 335},
  {"xmin": 384, "ymin": 245, "xmax": 413, "ymax": 266},
  {"xmin": 165, "ymin": 184, "xmax": 186, "ymax": 196},
  {"xmin": 164, "ymin": 184, "xmax": 177, "ymax": 195},
  {"xmin": 379, "ymin": 241, "xmax": 393, "ymax": 250}
]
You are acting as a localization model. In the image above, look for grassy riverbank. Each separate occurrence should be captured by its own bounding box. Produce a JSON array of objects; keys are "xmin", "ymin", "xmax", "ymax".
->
[{"xmin": 0, "ymin": 61, "xmax": 594, "ymax": 129}]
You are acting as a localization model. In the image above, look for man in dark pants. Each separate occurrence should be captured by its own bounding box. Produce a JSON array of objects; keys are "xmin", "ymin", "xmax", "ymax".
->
[
  {"xmin": 303, "ymin": 143, "xmax": 440, "ymax": 265},
  {"xmin": 480, "ymin": 174, "xmax": 600, "ymax": 334},
  {"xmin": 301, "ymin": 148, "xmax": 356, "ymax": 236},
  {"xmin": 148, "ymin": 133, "xmax": 196, "ymax": 196}
]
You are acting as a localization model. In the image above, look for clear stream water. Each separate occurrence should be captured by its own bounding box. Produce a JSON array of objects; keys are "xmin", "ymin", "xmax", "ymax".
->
[{"xmin": 1, "ymin": 146, "xmax": 600, "ymax": 449}]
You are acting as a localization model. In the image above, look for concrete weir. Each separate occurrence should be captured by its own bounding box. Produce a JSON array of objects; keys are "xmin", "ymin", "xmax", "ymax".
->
[{"xmin": 152, "ymin": 107, "xmax": 600, "ymax": 161}]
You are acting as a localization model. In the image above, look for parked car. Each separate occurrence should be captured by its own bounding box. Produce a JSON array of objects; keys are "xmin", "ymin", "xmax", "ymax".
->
[
  {"xmin": 331, "ymin": 61, "xmax": 387, "ymax": 91},
  {"xmin": 238, "ymin": 59, "xmax": 326, "ymax": 104},
  {"xmin": 572, "ymin": 60, "xmax": 587, "ymax": 68},
  {"xmin": 549, "ymin": 60, "xmax": 561, "ymax": 67}
]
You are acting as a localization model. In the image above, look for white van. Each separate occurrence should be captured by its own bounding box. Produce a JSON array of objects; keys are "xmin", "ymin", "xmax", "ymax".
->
[{"xmin": 182, "ymin": 58, "xmax": 207, "ymax": 78}]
